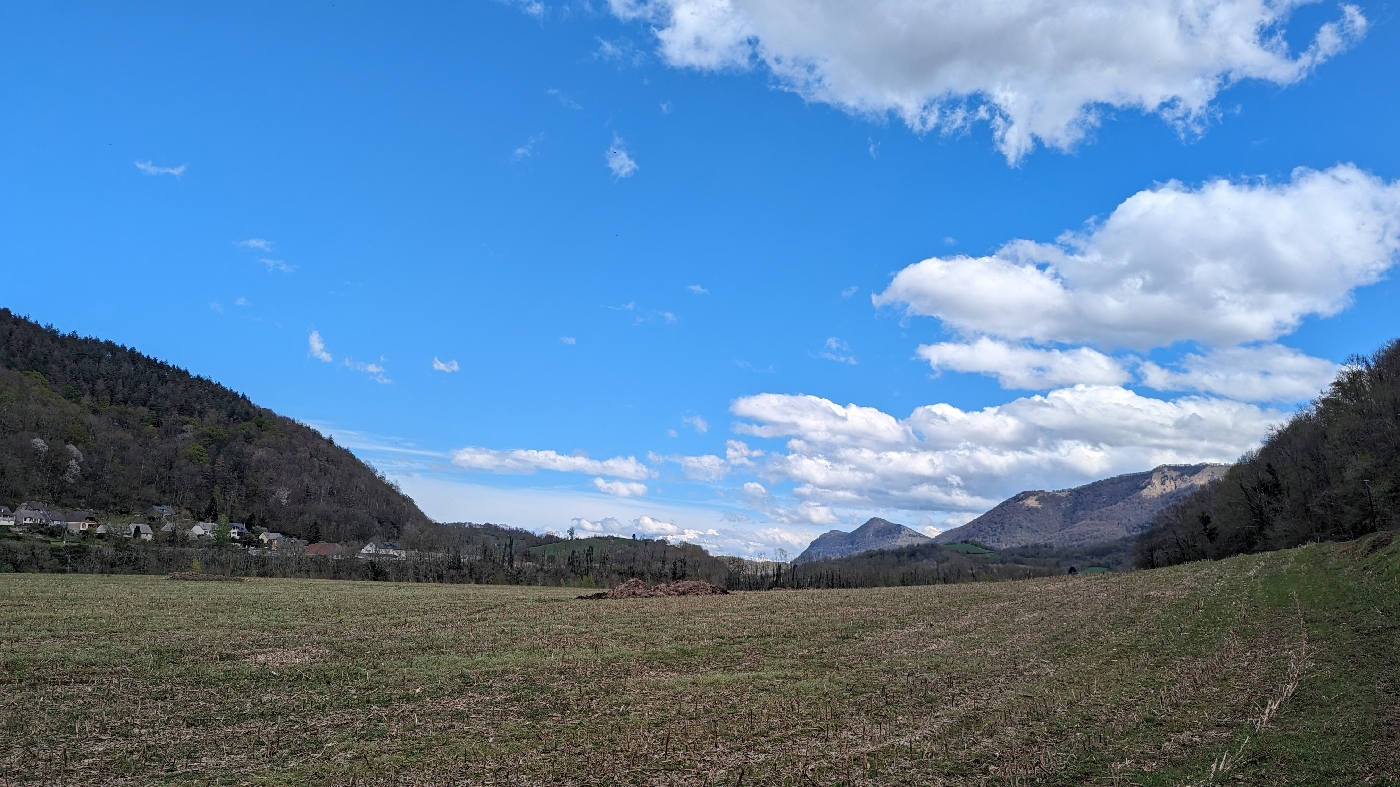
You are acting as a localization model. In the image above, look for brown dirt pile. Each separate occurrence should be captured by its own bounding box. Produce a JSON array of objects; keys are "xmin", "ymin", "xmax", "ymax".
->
[
  {"xmin": 167, "ymin": 572, "xmax": 245, "ymax": 582},
  {"xmin": 577, "ymin": 578, "xmax": 729, "ymax": 599}
]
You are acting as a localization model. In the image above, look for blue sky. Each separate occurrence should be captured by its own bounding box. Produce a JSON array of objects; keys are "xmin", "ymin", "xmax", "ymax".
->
[{"xmin": 3, "ymin": 1, "xmax": 1399, "ymax": 556}]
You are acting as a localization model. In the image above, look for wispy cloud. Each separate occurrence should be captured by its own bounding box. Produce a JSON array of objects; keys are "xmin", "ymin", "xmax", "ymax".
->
[
  {"xmin": 344, "ymin": 357, "xmax": 392, "ymax": 384},
  {"xmin": 841, "ymin": 286, "xmax": 859, "ymax": 298},
  {"xmin": 432, "ymin": 357, "xmax": 460, "ymax": 373},
  {"xmin": 546, "ymin": 88, "xmax": 582, "ymax": 110},
  {"xmin": 498, "ymin": 0, "xmax": 545, "ymax": 19},
  {"xmin": 687, "ymin": 284, "xmax": 709, "ymax": 295},
  {"xmin": 209, "ymin": 302, "xmax": 224, "ymax": 313},
  {"xmin": 308, "ymin": 331, "xmax": 332, "ymax": 363},
  {"xmin": 451, "ymin": 447, "xmax": 653, "ymax": 480},
  {"xmin": 261, "ymin": 258, "xmax": 296, "ymax": 274},
  {"xmin": 513, "ymin": 133, "xmax": 543, "ymax": 160},
  {"xmin": 660, "ymin": 101, "xmax": 674, "ymax": 115},
  {"xmin": 135, "ymin": 160, "xmax": 186, "ymax": 177},
  {"xmin": 608, "ymin": 301, "xmax": 674, "ymax": 325},
  {"xmin": 237, "ymin": 238, "xmax": 274, "ymax": 252},
  {"xmin": 593, "ymin": 477, "xmax": 649, "ymax": 497},
  {"xmin": 606, "ymin": 135, "xmax": 639, "ymax": 178},
  {"xmin": 682, "ymin": 414, "xmax": 709, "ymax": 434},
  {"xmin": 814, "ymin": 337, "xmax": 858, "ymax": 365},
  {"xmin": 560, "ymin": 336, "xmax": 577, "ymax": 345},
  {"xmin": 234, "ymin": 297, "xmax": 249, "ymax": 306}
]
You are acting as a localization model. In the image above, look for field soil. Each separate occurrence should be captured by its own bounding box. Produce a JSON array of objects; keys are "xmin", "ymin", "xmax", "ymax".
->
[{"xmin": 2, "ymin": 535, "xmax": 1398, "ymax": 786}]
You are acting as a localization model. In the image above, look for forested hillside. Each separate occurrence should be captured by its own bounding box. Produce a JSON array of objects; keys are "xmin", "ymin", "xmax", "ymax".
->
[
  {"xmin": 1136, "ymin": 338, "xmax": 1400, "ymax": 568},
  {"xmin": 0, "ymin": 309, "xmax": 430, "ymax": 543}
]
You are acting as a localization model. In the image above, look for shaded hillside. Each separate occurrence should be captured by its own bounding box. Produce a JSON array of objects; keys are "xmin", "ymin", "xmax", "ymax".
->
[
  {"xmin": 0, "ymin": 309, "xmax": 429, "ymax": 543},
  {"xmin": 787, "ymin": 536, "xmax": 1136, "ymax": 588},
  {"xmin": 1137, "ymin": 339, "xmax": 1400, "ymax": 568},
  {"xmin": 793, "ymin": 517, "xmax": 930, "ymax": 564},
  {"xmin": 935, "ymin": 464, "xmax": 1228, "ymax": 549}
]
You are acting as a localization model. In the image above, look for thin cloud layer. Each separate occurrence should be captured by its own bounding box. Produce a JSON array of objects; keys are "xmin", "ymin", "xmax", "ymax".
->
[
  {"xmin": 451, "ymin": 447, "xmax": 653, "ymax": 480},
  {"xmin": 609, "ymin": 0, "xmax": 1365, "ymax": 161},
  {"xmin": 1139, "ymin": 344, "xmax": 1338, "ymax": 402},
  {"xmin": 135, "ymin": 160, "xmax": 187, "ymax": 176}
]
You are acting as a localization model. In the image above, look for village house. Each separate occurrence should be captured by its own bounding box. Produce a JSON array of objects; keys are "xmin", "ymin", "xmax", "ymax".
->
[
  {"xmin": 260, "ymin": 531, "xmax": 286, "ymax": 547},
  {"xmin": 15, "ymin": 502, "xmax": 59, "ymax": 529},
  {"xmin": 187, "ymin": 523, "xmax": 215, "ymax": 539},
  {"xmin": 0, "ymin": 506, "xmax": 14, "ymax": 528},
  {"xmin": 63, "ymin": 510, "xmax": 101, "ymax": 536},
  {"xmin": 304, "ymin": 542, "xmax": 349, "ymax": 559},
  {"xmin": 228, "ymin": 522, "xmax": 251, "ymax": 540},
  {"xmin": 128, "ymin": 524, "xmax": 154, "ymax": 540},
  {"xmin": 358, "ymin": 541, "xmax": 407, "ymax": 560}
]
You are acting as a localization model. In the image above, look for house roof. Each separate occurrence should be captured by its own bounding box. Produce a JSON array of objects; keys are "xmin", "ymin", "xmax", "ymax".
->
[
  {"xmin": 362, "ymin": 541, "xmax": 405, "ymax": 551},
  {"xmin": 304, "ymin": 542, "xmax": 344, "ymax": 556}
]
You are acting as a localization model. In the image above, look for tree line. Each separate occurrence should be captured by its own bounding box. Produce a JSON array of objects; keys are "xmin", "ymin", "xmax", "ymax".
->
[{"xmin": 1136, "ymin": 338, "xmax": 1400, "ymax": 568}]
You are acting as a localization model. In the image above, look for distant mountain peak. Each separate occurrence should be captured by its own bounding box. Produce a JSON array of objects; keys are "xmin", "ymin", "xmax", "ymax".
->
[
  {"xmin": 933, "ymin": 464, "xmax": 1228, "ymax": 550},
  {"xmin": 793, "ymin": 517, "xmax": 931, "ymax": 564}
]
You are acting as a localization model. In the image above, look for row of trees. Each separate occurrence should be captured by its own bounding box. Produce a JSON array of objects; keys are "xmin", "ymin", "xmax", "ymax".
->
[{"xmin": 1136, "ymin": 339, "xmax": 1400, "ymax": 568}]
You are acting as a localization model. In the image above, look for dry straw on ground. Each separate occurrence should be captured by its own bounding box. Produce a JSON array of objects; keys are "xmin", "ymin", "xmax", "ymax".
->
[{"xmin": 1, "ymin": 535, "xmax": 1397, "ymax": 786}]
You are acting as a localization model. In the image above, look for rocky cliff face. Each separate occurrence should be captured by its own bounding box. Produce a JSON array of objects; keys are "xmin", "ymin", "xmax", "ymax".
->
[
  {"xmin": 933, "ymin": 464, "xmax": 1228, "ymax": 549},
  {"xmin": 794, "ymin": 517, "xmax": 931, "ymax": 564}
]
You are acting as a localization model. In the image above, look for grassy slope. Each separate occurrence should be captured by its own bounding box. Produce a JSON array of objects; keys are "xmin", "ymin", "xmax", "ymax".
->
[{"xmin": 1, "ymin": 535, "xmax": 1396, "ymax": 786}]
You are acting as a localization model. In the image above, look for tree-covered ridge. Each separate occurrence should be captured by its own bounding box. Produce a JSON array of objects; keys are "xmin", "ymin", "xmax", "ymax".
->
[
  {"xmin": 1136, "ymin": 338, "xmax": 1400, "ymax": 568},
  {"xmin": 0, "ymin": 308, "xmax": 430, "ymax": 543}
]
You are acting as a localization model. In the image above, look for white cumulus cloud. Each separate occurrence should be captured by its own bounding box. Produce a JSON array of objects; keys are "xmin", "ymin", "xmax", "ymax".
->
[
  {"xmin": 918, "ymin": 338, "xmax": 1130, "ymax": 389},
  {"xmin": 732, "ymin": 387, "xmax": 1283, "ymax": 512},
  {"xmin": 876, "ymin": 166, "xmax": 1400, "ymax": 350},
  {"xmin": 308, "ymin": 331, "xmax": 332, "ymax": 363},
  {"xmin": 608, "ymin": 0, "xmax": 1366, "ymax": 162}
]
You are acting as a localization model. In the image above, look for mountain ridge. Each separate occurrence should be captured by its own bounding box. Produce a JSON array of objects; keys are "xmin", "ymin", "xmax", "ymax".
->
[
  {"xmin": 934, "ymin": 464, "xmax": 1228, "ymax": 549},
  {"xmin": 793, "ymin": 517, "xmax": 931, "ymax": 564}
]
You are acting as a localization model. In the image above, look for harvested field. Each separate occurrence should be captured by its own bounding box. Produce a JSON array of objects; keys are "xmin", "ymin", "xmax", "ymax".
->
[{"xmin": 1, "ymin": 536, "xmax": 1397, "ymax": 786}]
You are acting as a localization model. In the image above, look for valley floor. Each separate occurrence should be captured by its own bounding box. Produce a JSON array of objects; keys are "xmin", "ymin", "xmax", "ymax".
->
[{"xmin": 2, "ymin": 534, "xmax": 1398, "ymax": 786}]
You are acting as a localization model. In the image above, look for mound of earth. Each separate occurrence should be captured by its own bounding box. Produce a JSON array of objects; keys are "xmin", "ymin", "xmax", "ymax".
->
[{"xmin": 578, "ymin": 578, "xmax": 729, "ymax": 599}]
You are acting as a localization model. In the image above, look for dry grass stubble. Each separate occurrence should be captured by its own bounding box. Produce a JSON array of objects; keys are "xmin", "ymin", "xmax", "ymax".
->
[{"xmin": 1, "ymin": 538, "xmax": 1395, "ymax": 785}]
